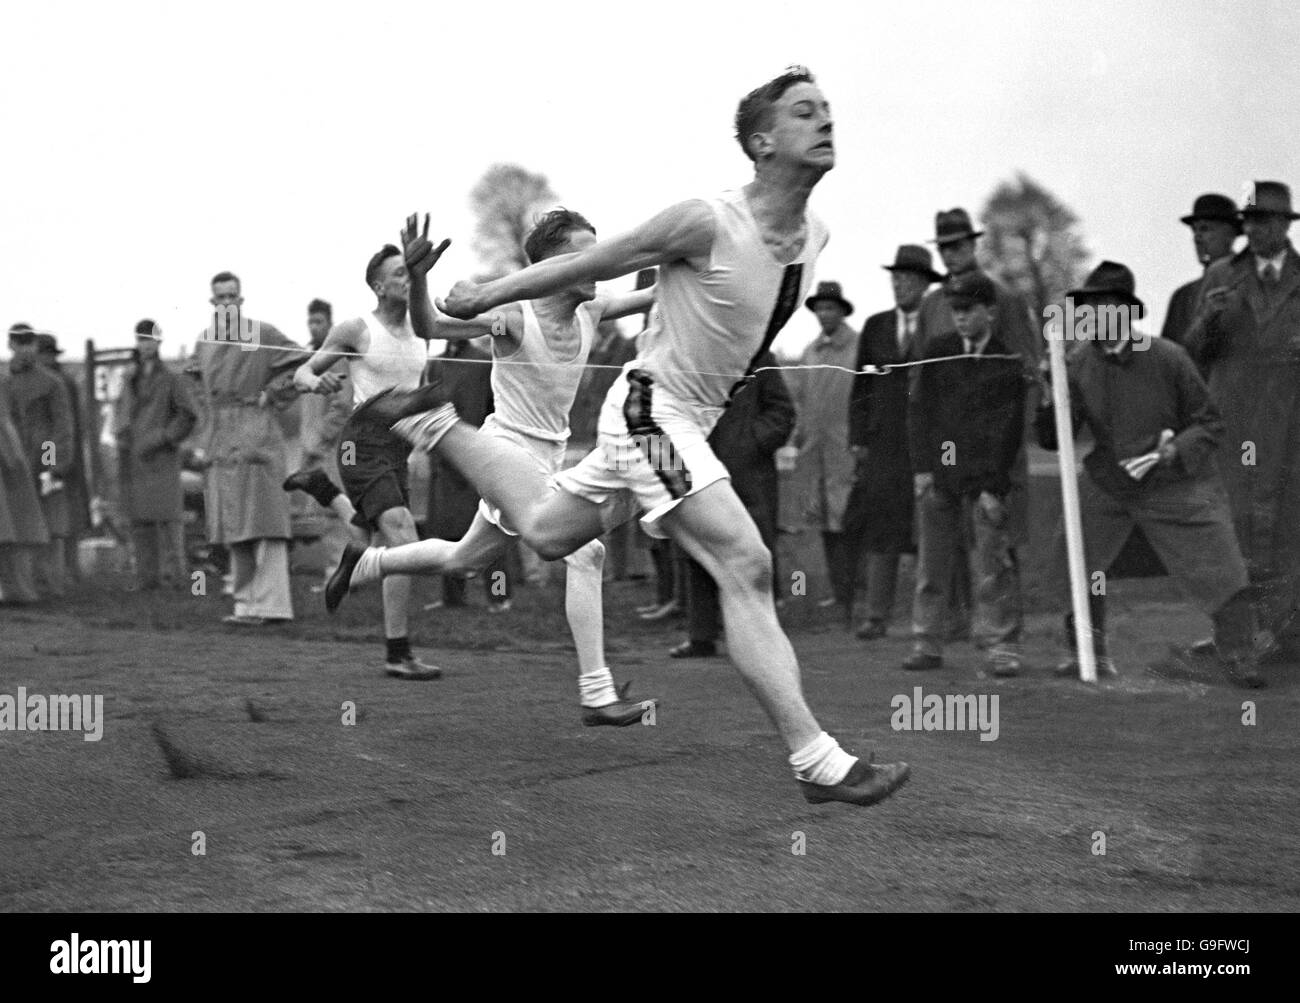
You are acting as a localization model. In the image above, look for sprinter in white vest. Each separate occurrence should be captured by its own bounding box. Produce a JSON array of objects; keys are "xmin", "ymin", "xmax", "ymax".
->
[
  {"xmin": 336, "ymin": 68, "xmax": 912, "ymax": 807},
  {"xmin": 293, "ymin": 245, "xmax": 445, "ymax": 679},
  {"xmin": 328, "ymin": 209, "xmax": 656, "ymax": 726}
]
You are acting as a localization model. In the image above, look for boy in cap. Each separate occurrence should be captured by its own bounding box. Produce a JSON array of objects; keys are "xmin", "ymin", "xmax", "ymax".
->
[{"xmin": 906, "ymin": 271, "xmax": 1028, "ymax": 676}]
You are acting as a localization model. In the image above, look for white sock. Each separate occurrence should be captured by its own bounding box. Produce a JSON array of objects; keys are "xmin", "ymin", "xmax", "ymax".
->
[
  {"xmin": 789, "ymin": 732, "xmax": 857, "ymax": 786},
  {"xmin": 351, "ymin": 546, "xmax": 386, "ymax": 587},
  {"xmin": 578, "ymin": 666, "xmax": 619, "ymax": 708},
  {"xmin": 391, "ymin": 404, "xmax": 458, "ymax": 452}
]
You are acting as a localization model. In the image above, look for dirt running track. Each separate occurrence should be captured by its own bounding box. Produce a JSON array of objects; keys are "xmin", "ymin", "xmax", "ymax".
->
[{"xmin": 1, "ymin": 574, "xmax": 1297, "ymax": 912}]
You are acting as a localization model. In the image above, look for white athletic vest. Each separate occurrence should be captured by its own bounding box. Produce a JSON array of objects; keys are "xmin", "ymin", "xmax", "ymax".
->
[
  {"xmin": 351, "ymin": 311, "xmax": 427, "ymax": 409},
  {"xmin": 490, "ymin": 299, "xmax": 595, "ymax": 442},
  {"xmin": 640, "ymin": 189, "xmax": 828, "ymax": 408}
]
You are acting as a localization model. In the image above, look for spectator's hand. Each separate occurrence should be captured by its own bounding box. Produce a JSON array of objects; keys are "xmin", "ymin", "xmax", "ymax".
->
[
  {"xmin": 401, "ymin": 213, "xmax": 452, "ymax": 279},
  {"xmin": 913, "ymin": 472, "xmax": 934, "ymax": 499},
  {"xmin": 1156, "ymin": 429, "xmax": 1178, "ymax": 467},
  {"xmin": 978, "ymin": 490, "xmax": 1007, "ymax": 526}
]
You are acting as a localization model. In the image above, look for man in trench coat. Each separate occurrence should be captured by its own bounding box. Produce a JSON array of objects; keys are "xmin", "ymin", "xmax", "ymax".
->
[
  {"xmin": 0, "ymin": 370, "xmax": 50, "ymax": 603},
  {"xmin": 1184, "ymin": 181, "xmax": 1300, "ymax": 663},
  {"xmin": 6, "ymin": 323, "xmax": 74, "ymax": 599},
  {"xmin": 115, "ymin": 320, "xmax": 199, "ymax": 589},
  {"xmin": 191, "ymin": 272, "xmax": 310, "ymax": 623}
]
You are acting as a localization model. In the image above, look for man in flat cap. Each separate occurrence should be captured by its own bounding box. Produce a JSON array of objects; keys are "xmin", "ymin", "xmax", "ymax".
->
[
  {"xmin": 1161, "ymin": 194, "xmax": 1242, "ymax": 349},
  {"xmin": 35, "ymin": 332, "xmax": 91, "ymax": 584},
  {"xmin": 916, "ymin": 208, "xmax": 1041, "ymax": 640},
  {"xmin": 6, "ymin": 322, "xmax": 75, "ymax": 599},
  {"xmin": 1039, "ymin": 261, "xmax": 1263, "ymax": 687},
  {"xmin": 789, "ymin": 280, "xmax": 862, "ymax": 619},
  {"xmin": 844, "ymin": 245, "xmax": 942, "ymax": 640},
  {"xmin": 906, "ymin": 271, "xmax": 1027, "ymax": 676},
  {"xmin": 1184, "ymin": 181, "xmax": 1300, "ymax": 665}
]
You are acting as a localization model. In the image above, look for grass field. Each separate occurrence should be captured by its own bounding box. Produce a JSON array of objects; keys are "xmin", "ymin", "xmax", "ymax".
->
[{"xmin": 1, "ymin": 557, "xmax": 1297, "ymax": 912}]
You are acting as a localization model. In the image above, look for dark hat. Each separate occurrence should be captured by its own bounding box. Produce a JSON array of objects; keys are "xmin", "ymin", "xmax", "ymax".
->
[
  {"xmin": 1181, "ymin": 192, "xmax": 1242, "ymax": 232},
  {"xmin": 7, "ymin": 322, "xmax": 36, "ymax": 344},
  {"xmin": 942, "ymin": 271, "xmax": 997, "ymax": 307},
  {"xmin": 883, "ymin": 244, "xmax": 943, "ymax": 284},
  {"xmin": 1241, "ymin": 180, "xmax": 1300, "ymax": 220},
  {"xmin": 804, "ymin": 280, "xmax": 854, "ymax": 316},
  {"xmin": 931, "ymin": 208, "xmax": 984, "ymax": 246},
  {"xmin": 1067, "ymin": 260, "xmax": 1145, "ymax": 314},
  {"xmin": 34, "ymin": 333, "xmax": 62, "ymax": 355},
  {"xmin": 135, "ymin": 318, "xmax": 160, "ymax": 337}
]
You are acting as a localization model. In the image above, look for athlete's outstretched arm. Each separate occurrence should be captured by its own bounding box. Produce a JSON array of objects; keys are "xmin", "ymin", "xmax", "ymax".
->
[
  {"xmin": 294, "ymin": 319, "xmax": 363, "ymax": 394},
  {"xmin": 399, "ymin": 213, "xmax": 459, "ymax": 342},
  {"xmin": 437, "ymin": 201, "xmax": 714, "ymax": 318},
  {"xmin": 598, "ymin": 286, "xmax": 656, "ymax": 322}
]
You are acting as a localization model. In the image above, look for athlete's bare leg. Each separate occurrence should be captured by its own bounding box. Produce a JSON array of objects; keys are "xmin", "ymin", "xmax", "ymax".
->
[
  {"xmin": 562, "ymin": 539, "xmax": 608, "ymax": 676},
  {"xmin": 375, "ymin": 506, "xmax": 419, "ymax": 642},
  {"xmin": 657, "ymin": 481, "xmax": 822, "ymax": 752},
  {"xmin": 395, "ymin": 420, "xmax": 609, "ymax": 559},
  {"xmin": 377, "ymin": 511, "xmax": 508, "ymax": 577}
]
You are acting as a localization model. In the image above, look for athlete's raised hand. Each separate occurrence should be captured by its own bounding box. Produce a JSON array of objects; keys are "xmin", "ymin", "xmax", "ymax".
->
[
  {"xmin": 436, "ymin": 280, "xmax": 485, "ymax": 320},
  {"xmin": 401, "ymin": 213, "xmax": 451, "ymax": 278}
]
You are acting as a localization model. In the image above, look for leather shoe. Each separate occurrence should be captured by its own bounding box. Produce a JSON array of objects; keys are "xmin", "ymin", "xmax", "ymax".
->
[
  {"xmin": 902, "ymin": 652, "xmax": 943, "ymax": 672},
  {"xmin": 799, "ymin": 758, "xmax": 911, "ymax": 806},
  {"xmin": 325, "ymin": 542, "xmax": 366, "ymax": 613},
  {"xmin": 384, "ymin": 656, "xmax": 442, "ymax": 680},
  {"xmin": 669, "ymin": 639, "xmax": 717, "ymax": 659},
  {"xmin": 282, "ymin": 468, "xmax": 340, "ymax": 508},
  {"xmin": 1220, "ymin": 657, "xmax": 1266, "ymax": 689},
  {"xmin": 582, "ymin": 699, "xmax": 650, "ymax": 727},
  {"xmin": 855, "ymin": 620, "xmax": 886, "ymax": 640}
]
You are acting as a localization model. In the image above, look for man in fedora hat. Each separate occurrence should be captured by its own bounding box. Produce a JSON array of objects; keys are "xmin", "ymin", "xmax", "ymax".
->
[
  {"xmin": 35, "ymin": 332, "xmax": 91, "ymax": 584},
  {"xmin": 916, "ymin": 207, "xmax": 1041, "ymax": 641},
  {"xmin": 1038, "ymin": 261, "xmax": 1263, "ymax": 687},
  {"xmin": 844, "ymin": 245, "xmax": 942, "ymax": 639},
  {"xmin": 1184, "ymin": 180, "xmax": 1300, "ymax": 666},
  {"xmin": 6, "ymin": 322, "xmax": 75, "ymax": 599},
  {"xmin": 906, "ymin": 271, "xmax": 1027, "ymax": 676},
  {"xmin": 1161, "ymin": 194, "xmax": 1242, "ymax": 348},
  {"xmin": 789, "ymin": 280, "xmax": 862, "ymax": 619}
]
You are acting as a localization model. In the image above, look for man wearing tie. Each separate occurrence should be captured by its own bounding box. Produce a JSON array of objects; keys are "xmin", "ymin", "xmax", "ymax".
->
[
  {"xmin": 1185, "ymin": 180, "xmax": 1300, "ymax": 664},
  {"xmin": 845, "ymin": 245, "xmax": 942, "ymax": 640}
]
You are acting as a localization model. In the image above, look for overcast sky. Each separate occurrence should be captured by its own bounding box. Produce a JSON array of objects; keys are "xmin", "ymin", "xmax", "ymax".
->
[{"xmin": 2, "ymin": 0, "xmax": 1297, "ymax": 362}]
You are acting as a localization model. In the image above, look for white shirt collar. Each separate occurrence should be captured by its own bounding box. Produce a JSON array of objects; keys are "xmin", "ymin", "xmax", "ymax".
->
[{"xmin": 1256, "ymin": 248, "xmax": 1287, "ymax": 277}]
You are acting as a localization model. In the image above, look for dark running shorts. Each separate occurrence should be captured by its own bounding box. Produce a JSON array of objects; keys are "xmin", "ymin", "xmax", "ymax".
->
[{"xmin": 337, "ymin": 412, "xmax": 411, "ymax": 532}]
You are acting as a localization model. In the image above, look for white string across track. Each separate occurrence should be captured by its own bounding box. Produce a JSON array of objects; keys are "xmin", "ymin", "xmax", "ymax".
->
[{"xmin": 181, "ymin": 331, "xmax": 1026, "ymax": 382}]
